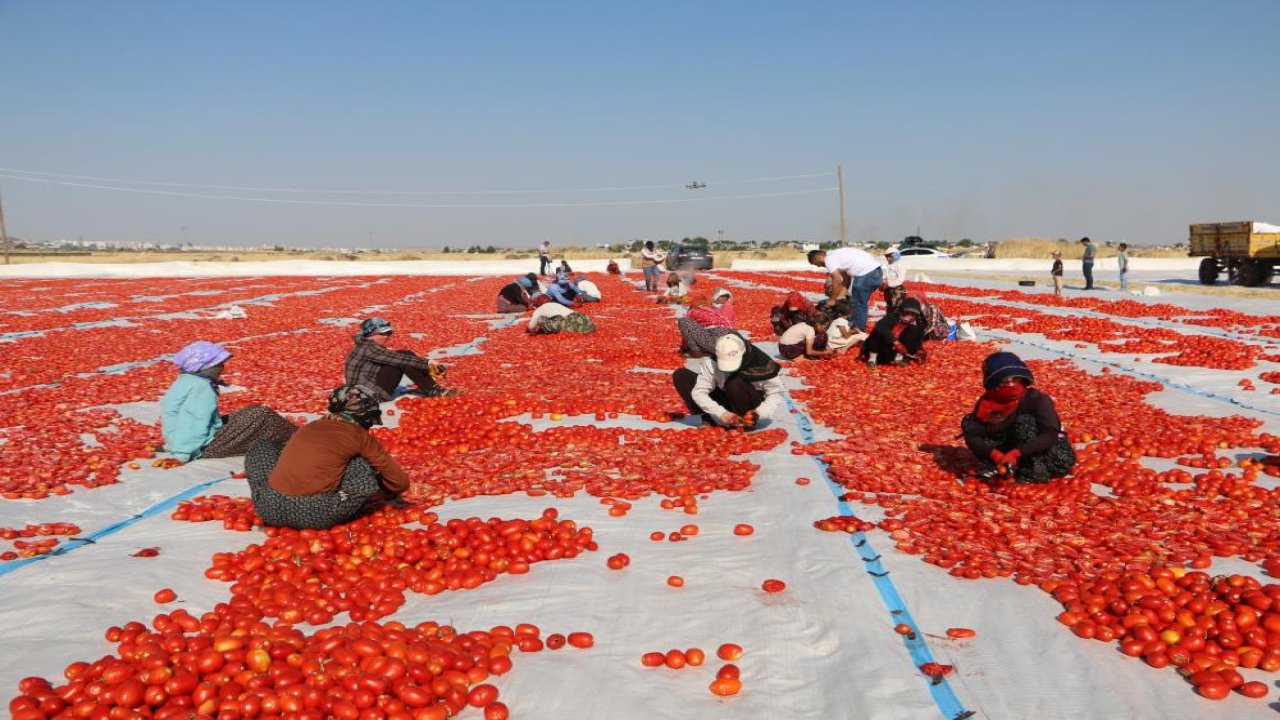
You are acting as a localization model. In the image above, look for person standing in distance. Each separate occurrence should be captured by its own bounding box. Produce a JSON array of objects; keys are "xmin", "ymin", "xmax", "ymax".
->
[
  {"xmin": 807, "ymin": 246, "xmax": 883, "ymax": 333},
  {"xmin": 1050, "ymin": 250, "xmax": 1064, "ymax": 297},
  {"xmin": 538, "ymin": 240, "xmax": 552, "ymax": 277},
  {"xmin": 1116, "ymin": 242, "xmax": 1130, "ymax": 292},
  {"xmin": 1079, "ymin": 237, "xmax": 1096, "ymax": 290}
]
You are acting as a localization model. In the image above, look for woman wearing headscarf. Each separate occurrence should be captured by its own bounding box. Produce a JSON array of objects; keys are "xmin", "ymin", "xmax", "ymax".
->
[
  {"xmin": 245, "ymin": 384, "xmax": 410, "ymax": 529},
  {"xmin": 678, "ymin": 288, "xmax": 737, "ymax": 357},
  {"xmin": 859, "ymin": 297, "xmax": 927, "ymax": 368},
  {"xmin": 770, "ymin": 291, "xmax": 816, "ymax": 336},
  {"xmin": 528, "ymin": 295, "xmax": 596, "ymax": 334},
  {"xmin": 910, "ymin": 292, "xmax": 952, "ymax": 341},
  {"xmin": 671, "ymin": 333, "xmax": 783, "ymax": 430},
  {"xmin": 496, "ymin": 277, "xmax": 534, "ymax": 313},
  {"xmin": 882, "ymin": 248, "xmax": 907, "ymax": 312},
  {"xmin": 344, "ymin": 317, "xmax": 455, "ymax": 399},
  {"xmin": 160, "ymin": 341, "xmax": 295, "ymax": 462},
  {"xmin": 961, "ymin": 352, "xmax": 1076, "ymax": 483}
]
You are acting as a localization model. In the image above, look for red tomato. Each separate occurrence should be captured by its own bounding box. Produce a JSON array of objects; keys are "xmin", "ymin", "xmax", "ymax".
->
[
  {"xmin": 1239, "ymin": 681, "xmax": 1268, "ymax": 699},
  {"xmin": 1197, "ymin": 681, "xmax": 1230, "ymax": 700},
  {"xmin": 717, "ymin": 643, "xmax": 744, "ymax": 661},
  {"xmin": 761, "ymin": 579, "xmax": 786, "ymax": 593},
  {"xmin": 709, "ymin": 678, "xmax": 742, "ymax": 696},
  {"xmin": 467, "ymin": 684, "xmax": 498, "ymax": 708}
]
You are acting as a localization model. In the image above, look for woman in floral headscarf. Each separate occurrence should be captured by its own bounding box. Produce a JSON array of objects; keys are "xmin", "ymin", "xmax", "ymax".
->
[
  {"xmin": 678, "ymin": 288, "xmax": 737, "ymax": 357},
  {"xmin": 159, "ymin": 341, "xmax": 295, "ymax": 462}
]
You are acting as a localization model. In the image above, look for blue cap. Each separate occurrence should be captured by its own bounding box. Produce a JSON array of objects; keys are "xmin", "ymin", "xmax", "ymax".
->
[{"xmin": 360, "ymin": 317, "xmax": 393, "ymax": 337}]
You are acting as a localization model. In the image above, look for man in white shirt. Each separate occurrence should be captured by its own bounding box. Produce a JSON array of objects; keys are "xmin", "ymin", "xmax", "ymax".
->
[
  {"xmin": 882, "ymin": 248, "xmax": 907, "ymax": 312},
  {"xmin": 538, "ymin": 240, "xmax": 552, "ymax": 277},
  {"xmin": 808, "ymin": 247, "xmax": 884, "ymax": 333},
  {"xmin": 671, "ymin": 334, "xmax": 783, "ymax": 429},
  {"xmin": 640, "ymin": 241, "xmax": 667, "ymax": 292}
]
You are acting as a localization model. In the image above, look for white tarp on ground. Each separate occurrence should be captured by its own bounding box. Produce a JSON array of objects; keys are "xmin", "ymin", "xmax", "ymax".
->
[
  {"xmin": 0, "ymin": 264, "xmax": 1278, "ymax": 719},
  {"xmin": 1253, "ymin": 222, "xmax": 1280, "ymax": 234}
]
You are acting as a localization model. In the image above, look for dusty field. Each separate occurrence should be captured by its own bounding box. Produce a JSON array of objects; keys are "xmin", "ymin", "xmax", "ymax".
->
[{"xmin": 993, "ymin": 238, "xmax": 1189, "ymax": 260}]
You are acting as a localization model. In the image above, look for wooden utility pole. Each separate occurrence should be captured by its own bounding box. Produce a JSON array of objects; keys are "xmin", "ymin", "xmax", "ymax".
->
[
  {"xmin": 1, "ymin": 192, "xmax": 9, "ymax": 265},
  {"xmin": 836, "ymin": 165, "xmax": 847, "ymax": 246}
]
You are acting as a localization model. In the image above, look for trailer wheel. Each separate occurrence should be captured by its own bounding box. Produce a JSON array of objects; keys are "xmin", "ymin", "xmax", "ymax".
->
[
  {"xmin": 1239, "ymin": 259, "xmax": 1267, "ymax": 287},
  {"xmin": 1198, "ymin": 258, "xmax": 1219, "ymax": 285}
]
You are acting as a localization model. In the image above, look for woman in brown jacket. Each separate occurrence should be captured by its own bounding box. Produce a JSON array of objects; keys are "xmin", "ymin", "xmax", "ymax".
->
[{"xmin": 245, "ymin": 385, "xmax": 410, "ymax": 529}]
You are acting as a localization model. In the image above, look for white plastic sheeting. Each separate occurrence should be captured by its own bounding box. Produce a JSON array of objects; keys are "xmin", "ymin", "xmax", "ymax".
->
[{"xmin": 1, "ymin": 267, "xmax": 1279, "ymax": 719}]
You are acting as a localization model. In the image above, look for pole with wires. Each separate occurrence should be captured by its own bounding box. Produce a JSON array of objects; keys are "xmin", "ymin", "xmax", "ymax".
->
[
  {"xmin": 1, "ymin": 191, "xmax": 9, "ymax": 265},
  {"xmin": 837, "ymin": 164, "xmax": 847, "ymax": 246}
]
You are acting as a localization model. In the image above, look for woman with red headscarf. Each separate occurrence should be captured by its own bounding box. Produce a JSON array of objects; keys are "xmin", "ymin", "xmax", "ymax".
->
[
  {"xmin": 961, "ymin": 352, "xmax": 1076, "ymax": 483},
  {"xmin": 770, "ymin": 291, "xmax": 815, "ymax": 336}
]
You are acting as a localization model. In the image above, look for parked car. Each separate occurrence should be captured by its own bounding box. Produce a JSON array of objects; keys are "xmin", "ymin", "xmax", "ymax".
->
[
  {"xmin": 666, "ymin": 244, "xmax": 714, "ymax": 270},
  {"xmin": 895, "ymin": 246, "xmax": 952, "ymax": 258}
]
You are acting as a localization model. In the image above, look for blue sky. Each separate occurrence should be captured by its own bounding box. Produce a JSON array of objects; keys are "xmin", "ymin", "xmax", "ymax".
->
[{"xmin": 1, "ymin": 1, "xmax": 1277, "ymax": 248}]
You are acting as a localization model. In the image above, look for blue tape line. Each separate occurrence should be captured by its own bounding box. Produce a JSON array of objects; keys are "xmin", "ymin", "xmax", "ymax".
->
[
  {"xmin": 0, "ymin": 473, "xmax": 235, "ymax": 579},
  {"xmin": 784, "ymin": 395, "xmax": 969, "ymax": 720},
  {"xmin": 988, "ymin": 331, "xmax": 1280, "ymax": 419}
]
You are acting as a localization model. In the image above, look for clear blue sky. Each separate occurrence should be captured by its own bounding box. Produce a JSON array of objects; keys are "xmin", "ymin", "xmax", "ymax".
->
[{"xmin": 1, "ymin": 1, "xmax": 1277, "ymax": 248}]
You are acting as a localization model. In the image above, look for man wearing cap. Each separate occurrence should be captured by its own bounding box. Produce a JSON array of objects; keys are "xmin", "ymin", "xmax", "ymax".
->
[
  {"xmin": 882, "ymin": 247, "xmax": 907, "ymax": 312},
  {"xmin": 807, "ymin": 246, "xmax": 884, "ymax": 333},
  {"xmin": 960, "ymin": 351, "xmax": 1076, "ymax": 483},
  {"xmin": 1079, "ymin": 237, "xmax": 1096, "ymax": 290},
  {"xmin": 671, "ymin": 334, "xmax": 784, "ymax": 429},
  {"xmin": 344, "ymin": 317, "xmax": 455, "ymax": 400}
]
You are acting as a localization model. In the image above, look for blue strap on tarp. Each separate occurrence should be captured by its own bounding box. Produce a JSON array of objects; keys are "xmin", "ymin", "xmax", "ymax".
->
[
  {"xmin": 784, "ymin": 395, "xmax": 971, "ymax": 720},
  {"xmin": 0, "ymin": 473, "xmax": 235, "ymax": 579}
]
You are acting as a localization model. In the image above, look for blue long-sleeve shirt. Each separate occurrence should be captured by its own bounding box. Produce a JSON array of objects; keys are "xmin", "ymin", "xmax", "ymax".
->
[
  {"xmin": 160, "ymin": 373, "xmax": 222, "ymax": 461},
  {"xmin": 547, "ymin": 281, "xmax": 580, "ymax": 306}
]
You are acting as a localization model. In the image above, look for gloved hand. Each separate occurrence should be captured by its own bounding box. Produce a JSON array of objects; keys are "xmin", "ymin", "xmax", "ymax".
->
[
  {"xmin": 1003, "ymin": 449, "xmax": 1022, "ymax": 467},
  {"xmin": 989, "ymin": 449, "xmax": 1006, "ymax": 465}
]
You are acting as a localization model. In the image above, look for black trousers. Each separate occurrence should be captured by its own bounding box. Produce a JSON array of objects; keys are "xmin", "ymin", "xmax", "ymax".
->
[
  {"xmin": 672, "ymin": 368, "xmax": 764, "ymax": 418},
  {"xmin": 374, "ymin": 350, "xmax": 439, "ymax": 396},
  {"xmin": 540, "ymin": 255, "xmax": 551, "ymax": 276}
]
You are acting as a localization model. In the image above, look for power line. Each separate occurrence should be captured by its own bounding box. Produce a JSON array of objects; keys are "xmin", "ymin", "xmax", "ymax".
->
[
  {"xmin": 0, "ymin": 173, "xmax": 837, "ymax": 208},
  {"xmin": 0, "ymin": 166, "xmax": 833, "ymax": 196}
]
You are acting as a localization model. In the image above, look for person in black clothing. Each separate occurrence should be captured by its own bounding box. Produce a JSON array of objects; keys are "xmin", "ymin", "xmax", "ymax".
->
[
  {"xmin": 961, "ymin": 351, "xmax": 1076, "ymax": 483},
  {"xmin": 860, "ymin": 297, "xmax": 926, "ymax": 368},
  {"xmin": 496, "ymin": 279, "xmax": 533, "ymax": 313}
]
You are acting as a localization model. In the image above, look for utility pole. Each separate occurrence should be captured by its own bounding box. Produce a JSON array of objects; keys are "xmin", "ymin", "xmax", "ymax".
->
[
  {"xmin": 836, "ymin": 165, "xmax": 847, "ymax": 246},
  {"xmin": 1, "ymin": 192, "xmax": 9, "ymax": 265}
]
